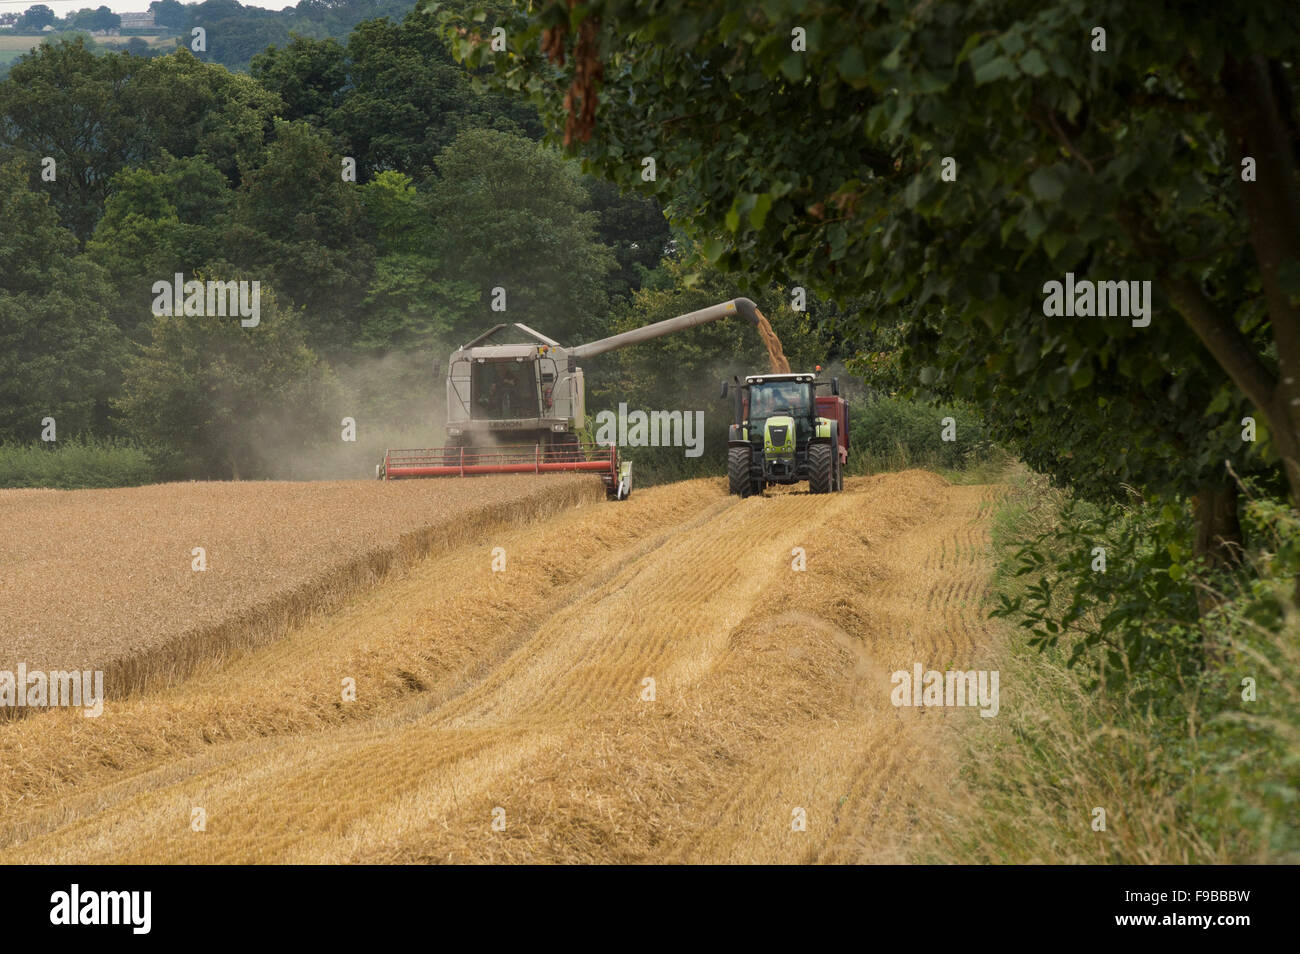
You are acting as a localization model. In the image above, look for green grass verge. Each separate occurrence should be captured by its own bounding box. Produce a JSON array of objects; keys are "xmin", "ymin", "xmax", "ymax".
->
[
  {"xmin": 0, "ymin": 437, "xmax": 159, "ymax": 489},
  {"xmin": 916, "ymin": 469, "xmax": 1299, "ymax": 864}
]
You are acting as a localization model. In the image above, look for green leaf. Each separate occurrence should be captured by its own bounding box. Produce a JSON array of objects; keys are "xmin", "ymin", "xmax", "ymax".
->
[
  {"xmin": 1042, "ymin": 229, "xmax": 1067, "ymax": 258},
  {"xmin": 779, "ymin": 53, "xmax": 805, "ymax": 82},
  {"xmin": 1028, "ymin": 165, "xmax": 1067, "ymax": 202},
  {"xmin": 700, "ymin": 235, "xmax": 726, "ymax": 261},
  {"xmin": 750, "ymin": 193, "xmax": 773, "ymax": 229},
  {"xmin": 1020, "ymin": 49, "xmax": 1048, "ymax": 77},
  {"xmin": 819, "ymin": 76, "xmax": 838, "ymax": 109},
  {"xmin": 1277, "ymin": 258, "xmax": 1300, "ymax": 304},
  {"xmin": 955, "ymin": 33, "xmax": 985, "ymax": 66},
  {"xmin": 973, "ymin": 56, "xmax": 1015, "ymax": 85},
  {"xmin": 838, "ymin": 45, "xmax": 868, "ymax": 83},
  {"xmin": 1021, "ymin": 206, "xmax": 1047, "ymax": 241}
]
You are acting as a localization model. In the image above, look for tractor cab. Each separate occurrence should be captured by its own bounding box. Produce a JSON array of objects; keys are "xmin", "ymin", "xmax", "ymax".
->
[{"xmin": 744, "ymin": 375, "xmax": 818, "ymax": 445}]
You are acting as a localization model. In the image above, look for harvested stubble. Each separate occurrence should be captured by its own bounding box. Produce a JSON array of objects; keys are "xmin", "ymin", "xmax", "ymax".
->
[
  {"xmin": 0, "ymin": 475, "xmax": 600, "ymax": 704},
  {"xmin": 0, "ymin": 470, "xmax": 1010, "ymax": 864}
]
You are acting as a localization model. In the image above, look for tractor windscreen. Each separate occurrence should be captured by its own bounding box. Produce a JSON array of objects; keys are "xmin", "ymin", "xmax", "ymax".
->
[
  {"xmin": 471, "ymin": 359, "xmax": 540, "ymax": 420},
  {"xmin": 749, "ymin": 381, "xmax": 813, "ymax": 419}
]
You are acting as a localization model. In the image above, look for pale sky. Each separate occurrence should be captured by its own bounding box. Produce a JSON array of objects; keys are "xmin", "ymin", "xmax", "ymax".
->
[{"xmin": 0, "ymin": 1, "xmax": 296, "ymax": 12}]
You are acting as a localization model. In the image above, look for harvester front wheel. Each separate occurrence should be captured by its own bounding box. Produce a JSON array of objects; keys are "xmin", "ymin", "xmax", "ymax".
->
[
  {"xmin": 808, "ymin": 442, "xmax": 833, "ymax": 494},
  {"xmin": 728, "ymin": 445, "xmax": 756, "ymax": 498},
  {"xmin": 553, "ymin": 433, "xmax": 583, "ymax": 462}
]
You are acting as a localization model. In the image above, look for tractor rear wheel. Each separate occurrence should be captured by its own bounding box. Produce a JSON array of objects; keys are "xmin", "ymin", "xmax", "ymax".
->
[
  {"xmin": 728, "ymin": 445, "xmax": 755, "ymax": 497},
  {"xmin": 808, "ymin": 442, "xmax": 833, "ymax": 494}
]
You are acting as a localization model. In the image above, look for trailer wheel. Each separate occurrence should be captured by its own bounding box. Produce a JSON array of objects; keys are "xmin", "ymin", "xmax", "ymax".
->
[
  {"xmin": 834, "ymin": 451, "xmax": 844, "ymax": 492},
  {"xmin": 808, "ymin": 442, "xmax": 833, "ymax": 494},
  {"xmin": 728, "ymin": 445, "xmax": 755, "ymax": 498}
]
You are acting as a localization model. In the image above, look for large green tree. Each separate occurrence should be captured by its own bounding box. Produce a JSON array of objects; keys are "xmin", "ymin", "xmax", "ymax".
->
[
  {"xmin": 356, "ymin": 169, "xmax": 477, "ymax": 351},
  {"xmin": 0, "ymin": 162, "xmax": 122, "ymax": 441},
  {"xmin": 435, "ymin": 0, "xmax": 1300, "ymax": 554},
  {"xmin": 423, "ymin": 126, "xmax": 615, "ymax": 344},
  {"xmin": 116, "ymin": 281, "xmax": 336, "ymax": 479},
  {"xmin": 86, "ymin": 154, "xmax": 236, "ymax": 343},
  {"xmin": 0, "ymin": 40, "xmax": 139, "ymax": 241},
  {"xmin": 227, "ymin": 119, "xmax": 374, "ymax": 351},
  {"xmin": 0, "ymin": 43, "xmax": 279, "ymax": 241},
  {"xmin": 335, "ymin": 12, "xmax": 542, "ymax": 180}
]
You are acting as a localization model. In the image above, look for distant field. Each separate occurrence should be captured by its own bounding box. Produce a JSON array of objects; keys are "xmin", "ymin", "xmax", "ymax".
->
[
  {"xmin": 0, "ymin": 32, "xmax": 176, "ymax": 55},
  {"xmin": 99, "ymin": 34, "xmax": 178, "ymax": 49},
  {"xmin": 0, "ymin": 36, "xmax": 40, "ymax": 52}
]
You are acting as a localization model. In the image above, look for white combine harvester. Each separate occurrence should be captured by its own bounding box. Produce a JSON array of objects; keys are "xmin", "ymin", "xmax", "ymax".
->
[{"xmin": 378, "ymin": 298, "xmax": 762, "ymax": 499}]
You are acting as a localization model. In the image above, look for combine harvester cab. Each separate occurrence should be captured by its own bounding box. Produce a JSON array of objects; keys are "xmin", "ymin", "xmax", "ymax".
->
[
  {"xmin": 379, "ymin": 298, "xmax": 763, "ymax": 500},
  {"xmin": 721, "ymin": 371, "xmax": 850, "ymax": 497}
]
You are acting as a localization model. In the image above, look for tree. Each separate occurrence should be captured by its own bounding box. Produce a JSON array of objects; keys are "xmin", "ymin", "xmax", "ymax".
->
[
  {"xmin": 229, "ymin": 119, "xmax": 373, "ymax": 351},
  {"xmin": 0, "ymin": 162, "xmax": 123, "ymax": 441},
  {"xmin": 583, "ymin": 175, "xmax": 670, "ymax": 302},
  {"xmin": 0, "ymin": 44, "xmax": 280, "ymax": 241},
  {"xmin": 126, "ymin": 49, "xmax": 281, "ymax": 184},
  {"xmin": 116, "ymin": 281, "xmax": 336, "ymax": 479},
  {"xmin": 437, "ymin": 0, "xmax": 1300, "ymax": 559},
  {"xmin": 0, "ymin": 39, "xmax": 138, "ymax": 241},
  {"xmin": 355, "ymin": 169, "xmax": 476, "ymax": 352},
  {"xmin": 250, "ymin": 35, "xmax": 349, "ymax": 127},
  {"xmin": 148, "ymin": 0, "xmax": 186, "ymax": 29},
  {"xmin": 73, "ymin": 6, "xmax": 121, "ymax": 32},
  {"xmin": 86, "ymin": 154, "xmax": 235, "ymax": 343},
  {"xmin": 423, "ymin": 127, "xmax": 615, "ymax": 345},
  {"xmin": 17, "ymin": 5, "xmax": 56, "ymax": 30},
  {"xmin": 331, "ymin": 13, "xmax": 542, "ymax": 183}
]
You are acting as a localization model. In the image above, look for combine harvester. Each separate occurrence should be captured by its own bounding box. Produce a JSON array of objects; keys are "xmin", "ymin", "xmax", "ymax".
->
[{"xmin": 379, "ymin": 298, "xmax": 763, "ymax": 499}]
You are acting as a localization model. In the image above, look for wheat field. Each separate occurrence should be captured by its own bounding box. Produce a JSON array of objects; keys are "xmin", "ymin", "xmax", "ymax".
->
[
  {"xmin": 0, "ymin": 470, "xmax": 1008, "ymax": 863},
  {"xmin": 0, "ymin": 476, "xmax": 600, "ymax": 701}
]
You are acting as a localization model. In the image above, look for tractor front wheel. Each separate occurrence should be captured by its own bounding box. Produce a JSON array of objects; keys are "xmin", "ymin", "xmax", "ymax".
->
[
  {"xmin": 808, "ymin": 442, "xmax": 833, "ymax": 494},
  {"xmin": 728, "ymin": 445, "xmax": 756, "ymax": 497}
]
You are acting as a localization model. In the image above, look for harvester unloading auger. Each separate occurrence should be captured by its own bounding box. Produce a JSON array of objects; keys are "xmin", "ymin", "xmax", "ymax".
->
[{"xmin": 378, "ymin": 298, "xmax": 764, "ymax": 499}]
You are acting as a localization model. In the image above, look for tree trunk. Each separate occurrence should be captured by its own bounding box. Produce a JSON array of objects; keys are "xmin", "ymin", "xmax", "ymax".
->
[
  {"xmin": 1222, "ymin": 56, "xmax": 1300, "ymax": 506},
  {"xmin": 1191, "ymin": 482, "xmax": 1242, "ymax": 621},
  {"xmin": 1192, "ymin": 483, "xmax": 1242, "ymax": 567}
]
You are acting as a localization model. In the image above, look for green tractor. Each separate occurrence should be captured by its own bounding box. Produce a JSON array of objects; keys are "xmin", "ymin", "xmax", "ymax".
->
[{"xmin": 721, "ymin": 372, "xmax": 850, "ymax": 497}]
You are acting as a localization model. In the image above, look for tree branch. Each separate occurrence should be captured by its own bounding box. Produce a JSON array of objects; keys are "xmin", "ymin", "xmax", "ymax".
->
[{"xmin": 1028, "ymin": 102, "xmax": 1095, "ymax": 174}]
